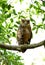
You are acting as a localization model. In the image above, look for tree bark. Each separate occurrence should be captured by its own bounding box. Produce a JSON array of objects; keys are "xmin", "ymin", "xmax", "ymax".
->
[{"xmin": 0, "ymin": 40, "xmax": 45, "ymax": 52}]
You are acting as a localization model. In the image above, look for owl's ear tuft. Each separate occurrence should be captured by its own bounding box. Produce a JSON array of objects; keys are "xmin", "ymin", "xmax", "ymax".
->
[{"xmin": 21, "ymin": 19, "xmax": 25, "ymax": 22}]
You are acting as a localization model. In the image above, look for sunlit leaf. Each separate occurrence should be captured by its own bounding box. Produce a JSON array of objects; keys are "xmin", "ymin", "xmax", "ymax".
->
[
  {"xmin": 19, "ymin": 15, "xmax": 26, "ymax": 19},
  {"xmin": 35, "ymin": 27, "xmax": 38, "ymax": 33},
  {"xmin": 32, "ymin": 26, "xmax": 36, "ymax": 30},
  {"xmin": 19, "ymin": 0, "xmax": 23, "ymax": 3}
]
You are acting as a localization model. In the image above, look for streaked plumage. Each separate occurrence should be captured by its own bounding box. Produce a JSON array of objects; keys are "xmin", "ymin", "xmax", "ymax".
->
[{"xmin": 17, "ymin": 19, "xmax": 32, "ymax": 52}]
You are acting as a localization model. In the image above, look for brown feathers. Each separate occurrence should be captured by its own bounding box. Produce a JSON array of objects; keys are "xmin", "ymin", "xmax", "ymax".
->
[{"xmin": 17, "ymin": 19, "xmax": 32, "ymax": 52}]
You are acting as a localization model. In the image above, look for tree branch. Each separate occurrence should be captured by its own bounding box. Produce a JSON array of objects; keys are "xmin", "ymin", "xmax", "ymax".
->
[{"xmin": 0, "ymin": 40, "xmax": 45, "ymax": 52}]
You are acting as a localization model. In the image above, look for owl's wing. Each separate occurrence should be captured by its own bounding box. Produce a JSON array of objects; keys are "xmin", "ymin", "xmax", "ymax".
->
[
  {"xmin": 17, "ymin": 28, "xmax": 27, "ymax": 52},
  {"xmin": 31, "ymin": 31, "xmax": 33, "ymax": 38},
  {"xmin": 17, "ymin": 28, "xmax": 24, "ymax": 45},
  {"xmin": 28, "ymin": 31, "xmax": 32, "ymax": 44}
]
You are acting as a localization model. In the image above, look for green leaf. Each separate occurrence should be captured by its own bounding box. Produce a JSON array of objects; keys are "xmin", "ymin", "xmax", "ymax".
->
[
  {"xmin": 15, "ymin": 28, "xmax": 17, "ymax": 31},
  {"xmin": 8, "ymin": 5, "xmax": 11, "ymax": 10},
  {"xmin": 18, "ymin": 11, "xmax": 22, "ymax": 14},
  {"xmin": 43, "ymin": 1, "xmax": 45, "ymax": 6},
  {"xmin": 42, "ymin": 14, "xmax": 45, "ymax": 21},
  {"xmin": 0, "ymin": 49, "xmax": 24, "ymax": 65},
  {"xmin": 32, "ymin": 22, "xmax": 36, "ymax": 26},
  {"xmin": 2, "ymin": 3, "xmax": 6, "ymax": 9},
  {"xmin": 34, "ymin": 1, "xmax": 41, "ymax": 7},
  {"xmin": 42, "ymin": 18, "xmax": 45, "ymax": 21},
  {"xmin": 35, "ymin": 27, "xmax": 38, "ymax": 33},
  {"xmin": 10, "ymin": 18, "xmax": 13, "ymax": 22},
  {"xmin": 37, "ymin": 24, "xmax": 42, "ymax": 28},
  {"xmin": 14, "ymin": 24, "xmax": 18, "ymax": 28},
  {"xmin": 32, "ymin": 26, "xmax": 36, "ymax": 30},
  {"xmin": 13, "ymin": 9, "xmax": 17, "ymax": 15},
  {"xmin": 29, "ymin": 4, "xmax": 33, "ymax": 8},
  {"xmin": 34, "ymin": 1, "xmax": 38, "ymax": 5},
  {"xmin": 30, "ymin": 17, "xmax": 35, "ymax": 22},
  {"xmin": 16, "ymin": 21, "xmax": 20, "ymax": 24},
  {"xmin": 19, "ymin": 15, "xmax": 26, "ymax": 19},
  {"xmin": 12, "ymin": 32, "xmax": 16, "ymax": 37},
  {"xmin": 44, "ymin": 14, "xmax": 45, "ymax": 18},
  {"xmin": 19, "ymin": 0, "xmax": 23, "ymax": 3},
  {"xmin": 6, "ymin": 13, "xmax": 11, "ymax": 18},
  {"xmin": 43, "ymin": 24, "xmax": 45, "ymax": 29},
  {"xmin": 7, "ymin": 34, "xmax": 10, "ymax": 38}
]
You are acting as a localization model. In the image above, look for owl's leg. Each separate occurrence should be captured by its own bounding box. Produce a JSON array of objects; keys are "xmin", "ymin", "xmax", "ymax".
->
[
  {"xmin": 21, "ymin": 48, "xmax": 26, "ymax": 53},
  {"xmin": 18, "ymin": 37, "xmax": 24, "ymax": 45},
  {"xmin": 27, "ymin": 39, "xmax": 31, "ymax": 44}
]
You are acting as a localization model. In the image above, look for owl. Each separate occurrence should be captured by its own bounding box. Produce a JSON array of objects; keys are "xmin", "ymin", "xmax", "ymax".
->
[{"xmin": 17, "ymin": 19, "xmax": 32, "ymax": 52}]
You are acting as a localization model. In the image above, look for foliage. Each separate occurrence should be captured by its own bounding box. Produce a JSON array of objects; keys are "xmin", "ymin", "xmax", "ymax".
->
[
  {"xmin": 0, "ymin": 49, "xmax": 24, "ymax": 65},
  {"xmin": 29, "ymin": 0, "xmax": 45, "ymax": 33},
  {"xmin": 0, "ymin": 0, "xmax": 45, "ymax": 44},
  {"xmin": 0, "ymin": 1, "xmax": 24, "ymax": 64},
  {"xmin": 0, "ymin": 0, "xmax": 45, "ymax": 65},
  {"xmin": 0, "ymin": 0, "xmax": 17, "ymax": 43}
]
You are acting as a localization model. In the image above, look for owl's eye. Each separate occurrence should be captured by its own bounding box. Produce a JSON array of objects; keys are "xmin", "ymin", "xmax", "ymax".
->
[
  {"xmin": 21, "ymin": 19, "xmax": 25, "ymax": 22},
  {"xmin": 27, "ymin": 20, "xmax": 30, "ymax": 23}
]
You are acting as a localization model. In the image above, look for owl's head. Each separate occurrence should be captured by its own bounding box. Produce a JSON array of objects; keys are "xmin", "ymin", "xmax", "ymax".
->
[{"xmin": 20, "ymin": 19, "xmax": 30, "ymax": 26}]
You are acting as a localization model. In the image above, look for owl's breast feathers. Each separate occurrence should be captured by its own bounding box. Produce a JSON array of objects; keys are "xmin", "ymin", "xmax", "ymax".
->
[{"xmin": 17, "ymin": 25, "xmax": 32, "ymax": 44}]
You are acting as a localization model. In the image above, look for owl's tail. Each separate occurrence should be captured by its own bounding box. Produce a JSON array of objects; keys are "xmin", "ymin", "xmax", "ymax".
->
[{"xmin": 21, "ymin": 48, "xmax": 26, "ymax": 53}]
